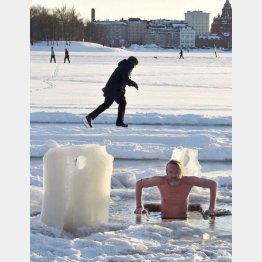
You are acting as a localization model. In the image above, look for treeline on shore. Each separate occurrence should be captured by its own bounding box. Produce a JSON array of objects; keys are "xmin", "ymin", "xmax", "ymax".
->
[{"xmin": 30, "ymin": 5, "xmax": 91, "ymax": 45}]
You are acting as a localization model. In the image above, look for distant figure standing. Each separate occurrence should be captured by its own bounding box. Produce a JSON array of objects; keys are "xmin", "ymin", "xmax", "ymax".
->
[
  {"xmin": 50, "ymin": 46, "xmax": 56, "ymax": 63},
  {"xmin": 214, "ymin": 46, "xmax": 217, "ymax": 58},
  {"xmin": 179, "ymin": 49, "xmax": 184, "ymax": 59},
  {"xmin": 64, "ymin": 48, "xmax": 70, "ymax": 63},
  {"xmin": 83, "ymin": 56, "xmax": 139, "ymax": 128}
]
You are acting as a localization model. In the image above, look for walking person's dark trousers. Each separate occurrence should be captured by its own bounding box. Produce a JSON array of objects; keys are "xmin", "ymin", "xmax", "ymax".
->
[
  {"xmin": 64, "ymin": 57, "xmax": 70, "ymax": 63},
  {"xmin": 89, "ymin": 96, "xmax": 127, "ymax": 123}
]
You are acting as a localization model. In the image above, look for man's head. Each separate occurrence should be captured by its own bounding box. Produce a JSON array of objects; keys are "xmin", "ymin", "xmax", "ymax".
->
[
  {"xmin": 128, "ymin": 56, "xmax": 139, "ymax": 66},
  {"xmin": 166, "ymin": 160, "xmax": 183, "ymax": 185}
]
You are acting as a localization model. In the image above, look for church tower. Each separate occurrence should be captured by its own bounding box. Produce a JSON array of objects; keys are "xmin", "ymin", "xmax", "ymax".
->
[
  {"xmin": 222, "ymin": 0, "xmax": 232, "ymax": 17},
  {"xmin": 210, "ymin": 0, "xmax": 232, "ymax": 48}
]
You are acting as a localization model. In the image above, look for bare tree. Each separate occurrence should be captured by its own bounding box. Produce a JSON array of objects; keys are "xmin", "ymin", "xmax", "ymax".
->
[{"xmin": 30, "ymin": 4, "xmax": 85, "ymax": 43}]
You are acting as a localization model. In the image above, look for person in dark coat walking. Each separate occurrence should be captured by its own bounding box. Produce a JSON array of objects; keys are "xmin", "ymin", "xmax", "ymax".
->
[
  {"xmin": 179, "ymin": 49, "xmax": 184, "ymax": 59},
  {"xmin": 83, "ymin": 56, "xmax": 139, "ymax": 128},
  {"xmin": 64, "ymin": 48, "xmax": 70, "ymax": 63}
]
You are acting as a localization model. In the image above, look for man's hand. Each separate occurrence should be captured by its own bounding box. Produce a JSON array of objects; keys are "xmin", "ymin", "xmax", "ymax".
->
[
  {"xmin": 134, "ymin": 83, "xmax": 139, "ymax": 90},
  {"xmin": 134, "ymin": 207, "xmax": 148, "ymax": 215},
  {"xmin": 204, "ymin": 208, "xmax": 216, "ymax": 216}
]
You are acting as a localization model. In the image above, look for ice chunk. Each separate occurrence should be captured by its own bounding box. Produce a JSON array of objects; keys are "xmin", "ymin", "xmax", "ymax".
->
[
  {"xmin": 171, "ymin": 147, "xmax": 201, "ymax": 177},
  {"xmin": 40, "ymin": 144, "xmax": 113, "ymax": 232}
]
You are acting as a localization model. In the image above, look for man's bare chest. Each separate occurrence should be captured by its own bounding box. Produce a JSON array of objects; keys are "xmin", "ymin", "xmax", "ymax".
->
[{"xmin": 158, "ymin": 183, "xmax": 192, "ymax": 202}]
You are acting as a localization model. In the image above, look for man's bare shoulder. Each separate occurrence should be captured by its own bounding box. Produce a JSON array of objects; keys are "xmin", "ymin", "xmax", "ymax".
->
[
  {"xmin": 182, "ymin": 176, "xmax": 215, "ymax": 187},
  {"xmin": 182, "ymin": 176, "xmax": 201, "ymax": 184}
]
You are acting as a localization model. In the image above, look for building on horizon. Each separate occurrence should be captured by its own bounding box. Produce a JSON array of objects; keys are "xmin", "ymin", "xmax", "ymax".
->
[
  {"xmin": 185, "ymin": 11, "xmax": 209, "ymax": 36},
  {"xmin": 144, "ymin": 20, "xmax": 195, "ymax": 48},
  {"xmin": 87, "ymin": 5, "xmax": 232, "ymax": 49},
  {"xmin": 127, "ymin": 18, "xmax": 147, "ymax": 46},
  {"xmin": 195, "ymin": 0, "xmax": 232, "ymax": 49},
  {"xmin": 89, "ymin": 20, "xmax": 128, "ymax": 47},
  {"xmin": 175, "ymin": 26, "xmax": 195, "ymax": 48},
  {"xmin": 210, "ymin": 0, "xmax": 232, "ymax": 49}
]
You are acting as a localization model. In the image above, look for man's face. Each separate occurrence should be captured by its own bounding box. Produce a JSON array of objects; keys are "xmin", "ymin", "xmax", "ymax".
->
[{"xmin": 166, "ymin": 164, "xmax": 181, "ymax": 186}]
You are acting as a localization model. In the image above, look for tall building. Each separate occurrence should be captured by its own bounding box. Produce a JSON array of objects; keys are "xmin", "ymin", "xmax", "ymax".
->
[
  {"xmin": 210, "ymin": 0, "xmax": 232, "ymax": 48},
  {"xmin": 185, "ymin": 11, "xmax": 209, "ymax": 36}
]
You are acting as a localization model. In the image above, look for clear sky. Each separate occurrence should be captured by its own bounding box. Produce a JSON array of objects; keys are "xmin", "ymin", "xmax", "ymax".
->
[{"xmin": 30, "ymin": 0, "xmax": 231, "ymax": 24}]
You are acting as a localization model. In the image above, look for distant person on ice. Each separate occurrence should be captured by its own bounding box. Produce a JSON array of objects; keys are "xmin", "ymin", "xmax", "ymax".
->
[
  {"xmin": 83, "ymin": 56, "xmax": 139, "ymax": 128},
  {"xmin": 64, "ymin": 48, "xmax": 70, "ymax": 63},
  {"xmin": 134, "ymin": 159, "xmax": 217, "ymax": 219},
  {"xmin": 179, "ymin": 49, "xmax": 184, "ymax": 59},
  {"xmin": 50, "ymin": 46, "xmax": 56, "ymax": 63}
]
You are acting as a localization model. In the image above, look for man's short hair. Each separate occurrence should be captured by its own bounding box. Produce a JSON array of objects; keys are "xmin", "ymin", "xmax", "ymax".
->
[
  {"xmin": 166, "ymin": 159, "xmax": 183, "ymax": 178},
  {"xmin": 128, "ymin": 56, "xmax": 139, "ymax": 66}
]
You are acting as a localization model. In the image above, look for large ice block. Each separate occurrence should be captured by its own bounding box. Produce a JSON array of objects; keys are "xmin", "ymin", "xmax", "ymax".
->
[{"xmin": 40, "ymin": 144, "xmax": 113, "ymax": 232}]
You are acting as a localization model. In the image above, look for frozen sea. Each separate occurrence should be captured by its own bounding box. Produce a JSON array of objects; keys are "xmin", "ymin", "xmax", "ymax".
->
[{"xmin": 30, "ymin": 42, "xmax": 232, "ymax": 261}]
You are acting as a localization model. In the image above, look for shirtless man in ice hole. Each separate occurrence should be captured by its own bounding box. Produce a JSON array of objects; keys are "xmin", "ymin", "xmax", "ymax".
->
[{"xmin": 134, "ymin": 159, "xmax": 217, "ymax": 219}]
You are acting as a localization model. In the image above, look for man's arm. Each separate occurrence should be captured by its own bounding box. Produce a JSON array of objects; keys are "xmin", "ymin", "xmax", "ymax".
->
[
  {"xmin": 188, "ymin": 176, "xmax": 217, "ymax": 213},
  {"xmin": 134, "ymin": 177, "xmax": 161, "ymax": 214},
  {"xmin": 121, "ymin": 67, "xmax": 139, "ymax": 89}
]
